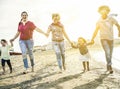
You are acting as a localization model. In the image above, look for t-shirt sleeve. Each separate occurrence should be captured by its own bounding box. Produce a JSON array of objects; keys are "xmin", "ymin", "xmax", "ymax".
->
[
  {"xmin": 111, "ymin": 17, "xmax": 118, "ymax": 25},
  {"xmin": 30, "ymin": 22, "xmax": 36, "ymax": 31}
]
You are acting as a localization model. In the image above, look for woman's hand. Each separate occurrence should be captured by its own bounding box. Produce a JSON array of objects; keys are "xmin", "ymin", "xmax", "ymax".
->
[{"xmin": 10, "ymin": 39, "xmax": 15, "ymax": 42}]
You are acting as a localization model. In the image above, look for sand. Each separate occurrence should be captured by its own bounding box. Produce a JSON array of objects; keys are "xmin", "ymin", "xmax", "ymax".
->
[{"xmin": 0, "ymin": 48, "xmax": 120, "ymax": 89}]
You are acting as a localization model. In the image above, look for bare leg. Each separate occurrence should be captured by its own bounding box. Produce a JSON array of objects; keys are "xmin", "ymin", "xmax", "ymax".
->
[
  {"xmin": 86, "ymin": 61, "xmax": 90, "ymax": 71},
  {"xmin": 83, "ymin": 62, "xmax": 86, "ymax": 72},
  {"xmin": 62, "ymin": 54, "xmax": 66, "ymax": 70}
]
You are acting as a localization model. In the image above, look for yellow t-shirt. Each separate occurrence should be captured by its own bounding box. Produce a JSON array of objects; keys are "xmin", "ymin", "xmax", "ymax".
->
[{"xmin": 0, "ymin": 45, "xmax": 12, "ymax": 60}]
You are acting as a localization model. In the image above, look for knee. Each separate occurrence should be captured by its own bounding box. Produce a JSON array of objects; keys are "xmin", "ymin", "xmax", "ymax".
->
[
  {"xmin": 55, "ymin": 52, "xmax": 61, "ymax": 59},
  {"xmin": 56, "ymin": 52, "xmax": 61, "ymax": 56},
  {"xmin": 22, "ymin": 54, "xmax": 27, "ymax": 59}
]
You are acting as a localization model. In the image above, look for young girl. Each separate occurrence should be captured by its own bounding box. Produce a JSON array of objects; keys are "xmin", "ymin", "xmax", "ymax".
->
[
  {"xmin": 71, "ymin": 37, "xmax": 93, "ymax": 72},
  {"xmin": 0, "ymin": 39, "xmax": 13, "ymax": 74},
  {"xmin": 46, "ymin": 13, "xmax": 71, "ymax": 73}
]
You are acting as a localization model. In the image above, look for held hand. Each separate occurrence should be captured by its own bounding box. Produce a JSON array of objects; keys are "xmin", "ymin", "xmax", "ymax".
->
[
  {"xmin": 90, "ymin": 40, "xmax": 94, "ymax": 45},
  {"xmin": 45, "ymin": 33, "xmax": 49, "ymax": 37},
  {"xmin": 71, "ymin": 41, "xmax": 75, "ymax": 47}
]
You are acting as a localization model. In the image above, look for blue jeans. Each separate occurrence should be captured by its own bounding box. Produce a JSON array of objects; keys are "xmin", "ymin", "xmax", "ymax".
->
[
  {"xmin": 19, "ymin": 39, "xmax": 34, "ymax": 69},
  {"xmin": 101, "ymin": 39, "xmax": 113, "ymax": 66},
  {"xmin": 52, "ymin": 41, "xmax": 65, "ymax": 69}
]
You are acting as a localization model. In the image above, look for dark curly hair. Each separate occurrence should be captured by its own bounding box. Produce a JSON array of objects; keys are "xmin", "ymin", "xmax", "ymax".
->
[
  {"xmin": 78, "ymin": 37, "xmax": 86, "ymax": 43},
  {"xmin": 1, "ymin": 39, "xmax": 7, "ymax": 43}
]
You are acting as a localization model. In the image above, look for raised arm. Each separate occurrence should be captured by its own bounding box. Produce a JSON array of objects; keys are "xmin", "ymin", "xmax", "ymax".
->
[{"xmin": 62, "ymin": 28, "xmax": 71, "ymax": 44}]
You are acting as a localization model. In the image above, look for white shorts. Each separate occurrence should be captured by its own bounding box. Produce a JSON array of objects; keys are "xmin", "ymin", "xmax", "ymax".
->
[{"xmin": 79, "ymin": 52, "xmax": 91, "ymax": 62}]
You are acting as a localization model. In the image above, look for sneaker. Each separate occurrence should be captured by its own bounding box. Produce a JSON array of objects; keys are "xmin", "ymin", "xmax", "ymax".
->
[
  {"xmin": 23, "ymin": 69, "xmax": 28, "ymax": 74},
  {"xmin": 58, "ymin": 70, "xmax": 62, "ymax": 73},
  {"xmin": 109, "ymin": 70, "xmax": 113, "ymax": 74},
  {"xmin": 10, "ymin": 70, "xmax": 12, "ymax": 73},
  {"xmin": 58, "ymin": 69, "xmax": 62, "ymax": 73},
  {"xmin": 105, "ymin": 71, "xmax": 109, "ymax": 74}
]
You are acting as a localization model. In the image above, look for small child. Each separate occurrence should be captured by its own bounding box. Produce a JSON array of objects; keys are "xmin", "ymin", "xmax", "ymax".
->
[
  {"xmin": 71, "ymin": 37, "xmax": 93, "ymax": 72},
  {"xmin": 0, "ymin": 39, "xmax": 13, "ymax": 74}
]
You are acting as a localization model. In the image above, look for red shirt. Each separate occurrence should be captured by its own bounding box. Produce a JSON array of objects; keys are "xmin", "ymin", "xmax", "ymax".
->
[{"xmin": 18, "ymin": 21, "xmax": 36, "ymax": 40}]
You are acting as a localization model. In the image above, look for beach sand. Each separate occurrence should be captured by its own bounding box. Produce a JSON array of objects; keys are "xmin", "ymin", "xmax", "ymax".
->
[{"xmin": 0, "ymin": 48, "xmax": 120, "ymax": 89}]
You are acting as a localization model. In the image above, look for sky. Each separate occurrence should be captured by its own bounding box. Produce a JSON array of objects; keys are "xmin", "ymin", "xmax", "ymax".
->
[{"xmin": 0, "ymin": 0, "xmax": 120, "ymax": 51}]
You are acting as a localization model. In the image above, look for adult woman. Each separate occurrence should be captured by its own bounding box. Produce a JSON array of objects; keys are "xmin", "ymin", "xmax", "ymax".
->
[
  {"xmin": 10, "ymin": 11, "xmax": 46, "ymax": 74},
  {"xmin": 91, "ymin": 5, "xmax": 120, "ymax": 74},
  {"xmin": 46, "ymin": 13, "xmax": 71, "ymax": 72}
]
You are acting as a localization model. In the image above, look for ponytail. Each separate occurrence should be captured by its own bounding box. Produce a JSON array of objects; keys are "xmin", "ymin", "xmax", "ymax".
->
[{"xmin": 19, "ymin": 19, "xmax": 22, "ymax": 25}]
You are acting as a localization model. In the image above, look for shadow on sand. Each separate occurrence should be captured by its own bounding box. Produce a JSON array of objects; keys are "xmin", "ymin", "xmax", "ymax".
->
[
  {"xmin": 0, "ymin": 70, "xmax": 84, "ymax": 89},
  {"xmin": 73, "ymin": 74, "xmax": 109, "ymax": 89},
  {"xmin": 34, "ymin": 72, "xmax": 84, "ymax": 89},
  {"xmin": 0, "ymin": 65, "xmax": 57, "ymax": 89}
]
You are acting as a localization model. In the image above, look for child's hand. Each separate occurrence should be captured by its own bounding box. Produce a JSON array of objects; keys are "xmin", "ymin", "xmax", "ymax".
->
[
  {"xmin": 71, "ymin": 42, "xmax": 76, "ymax": 48},
  {"xmin": 9, "ymin": 40, "xmax": 13, "ymax": 47}
]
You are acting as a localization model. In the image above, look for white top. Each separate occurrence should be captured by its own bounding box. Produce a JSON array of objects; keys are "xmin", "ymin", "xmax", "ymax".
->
[
  {"xmin": 0, "ymin": 45, "xmax": 12, "ymax": 60},
  {"xmin": 96, "ymin": 16, "xmax": 118, "ymax": 40}
]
